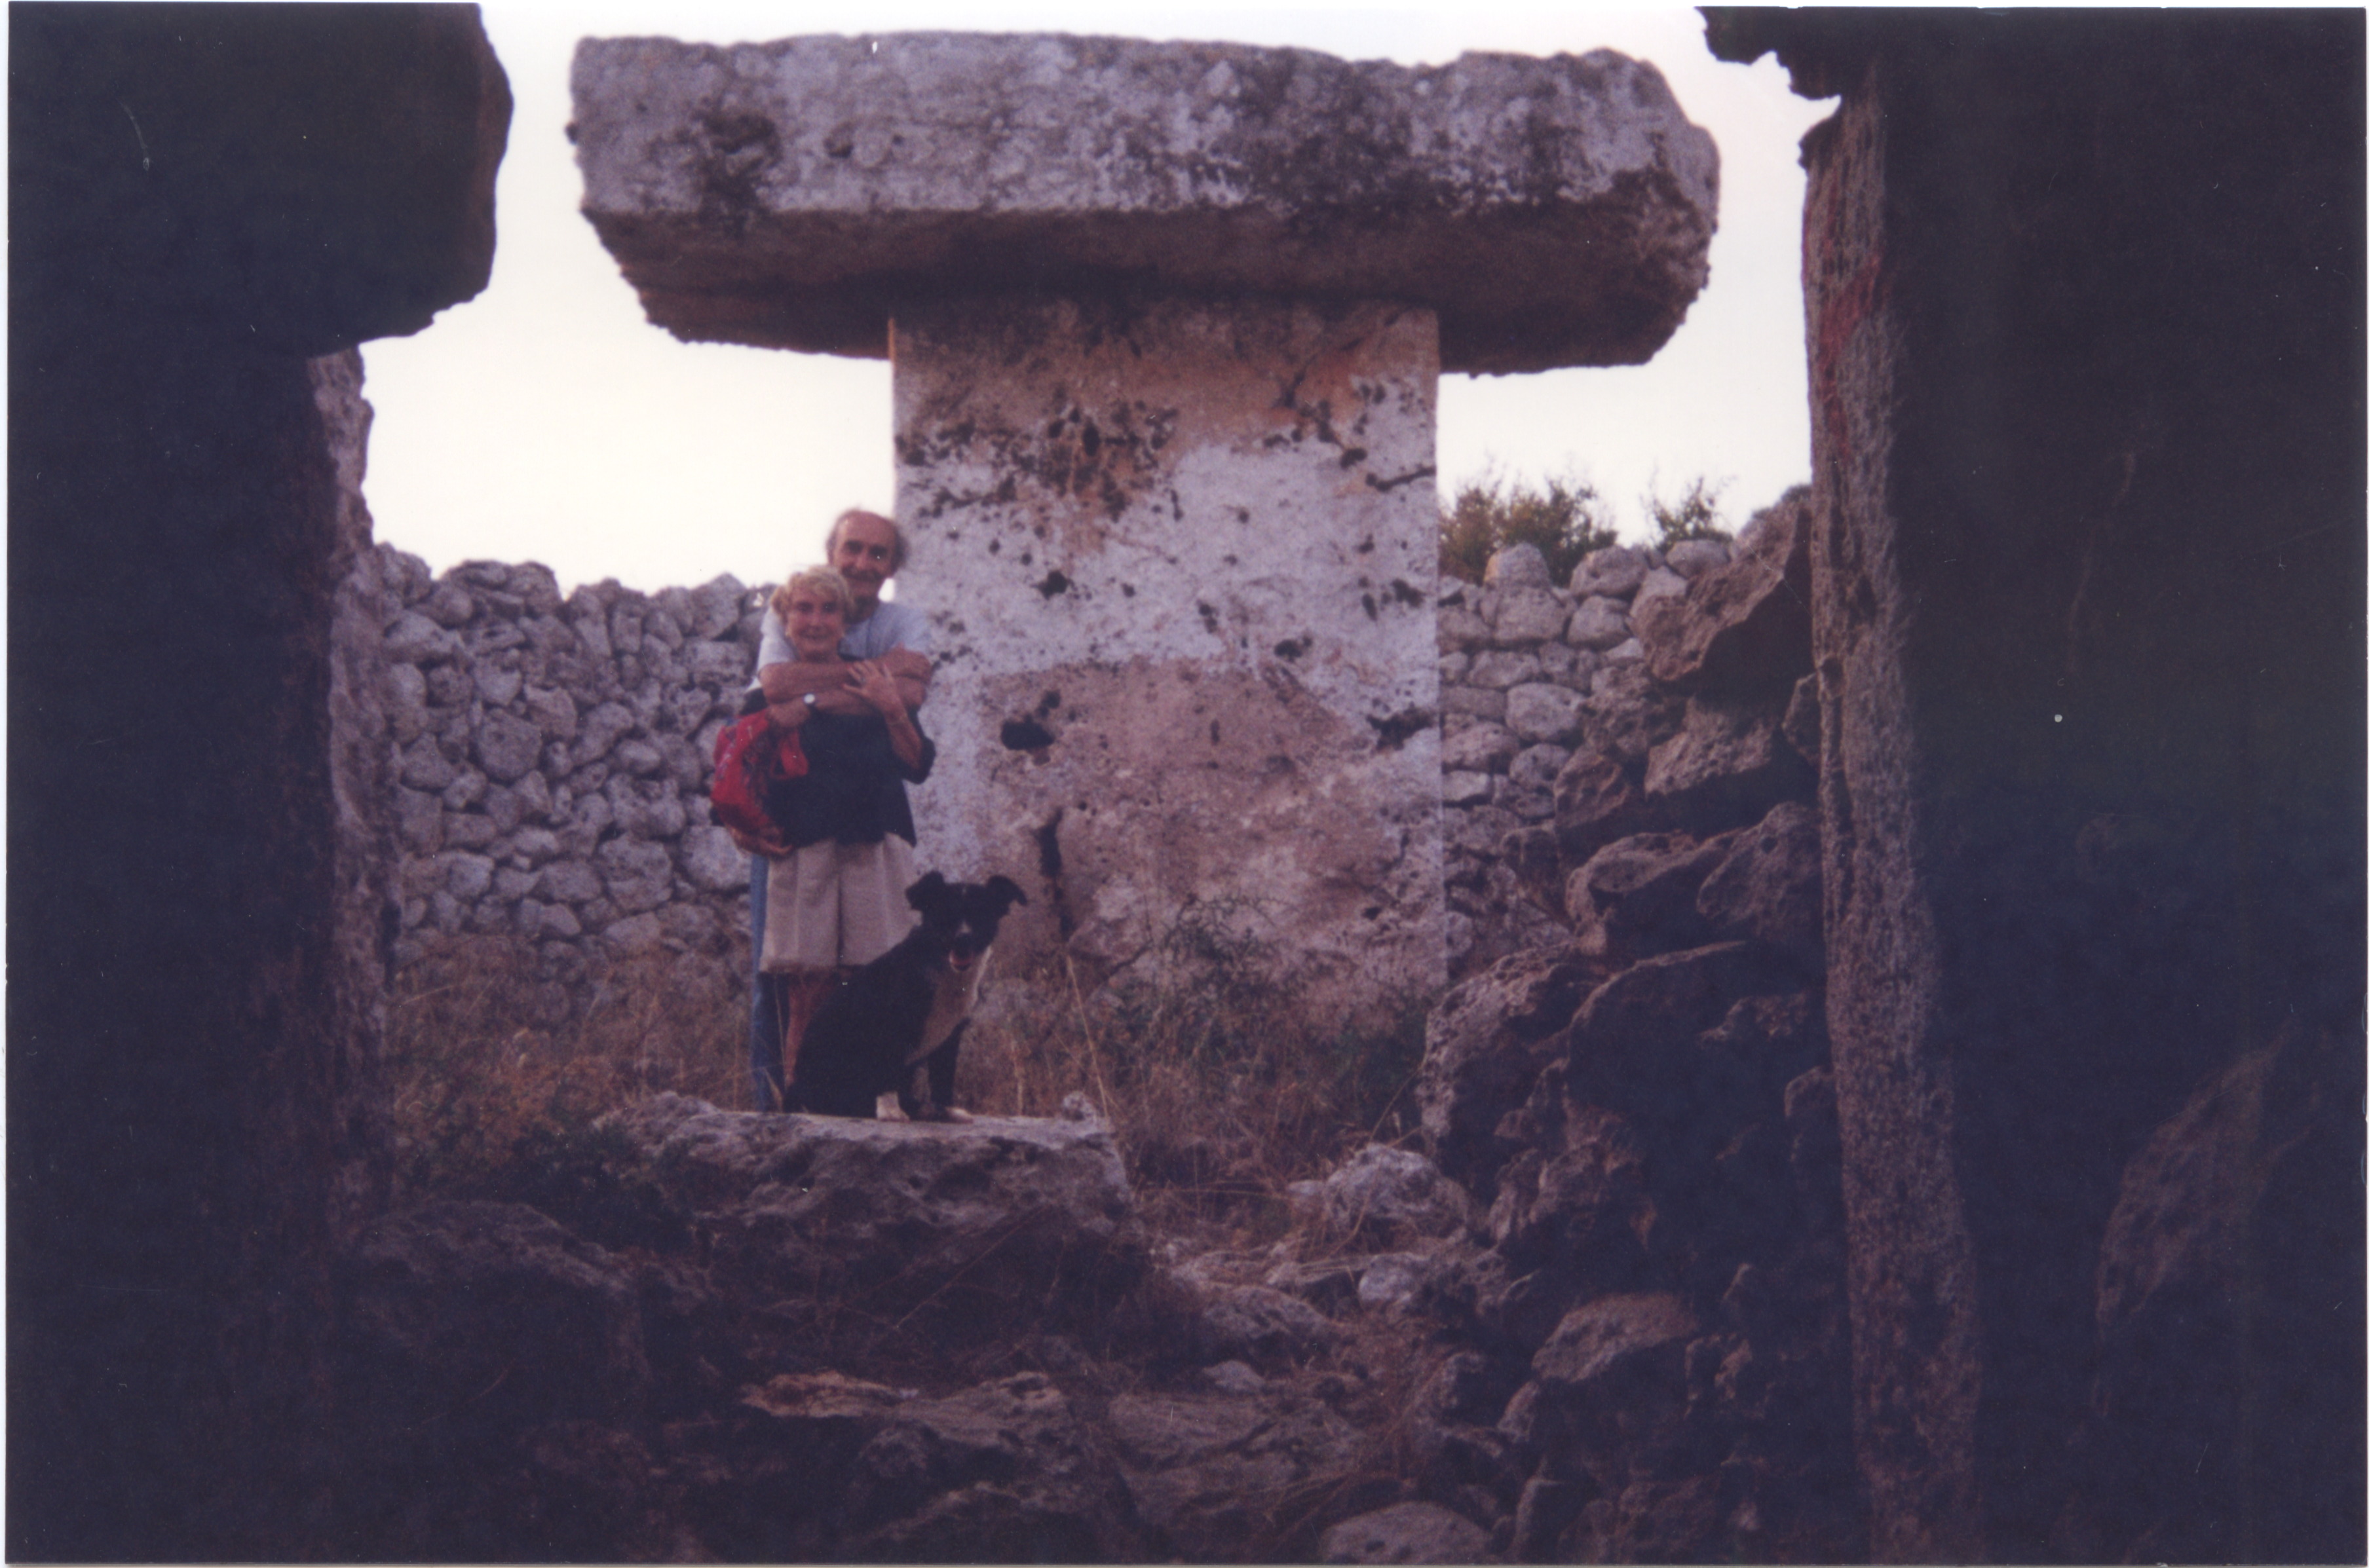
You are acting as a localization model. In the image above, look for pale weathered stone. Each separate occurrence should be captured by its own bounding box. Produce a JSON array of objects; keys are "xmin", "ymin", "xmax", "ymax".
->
[
  {"xmin": 1569, "ymin": 544, "xmax": 1651, "ymax": 600},
  {"xmin": 1661, "ymin": 538, "xmax": 1732, "ymax": 578},
  {"xmin": 1316, "ymin": 1145, "xmax": 1473, "ymax": 1244},
  {"xmin": 1566, "ymin": 595, "xmax": 1634, "ymax": 650},
  {"xmin": 597, "ymin": 1093, "xmax": 1145, "ymax": 1324},
  {"xmin": 895, "ymin": 295, "xmax": 1443, "ymax": 1033},
  {"xmin": 1485, "ymin": 544, "xmax": 1555, "ymax": 590},
  {"xmin": 572, "ymin": 33, "xmax": 1716, "ymax": 373},
  {"xmin": 1437, "ymin": 598, "xmax": 1491, "ymax": 650},
  {"xmin": 1443, "ymin": 722, "xmax": 1519, "ymax": 775},
  {"xmin": 679, "ymin": 824, "xmax": 747, "ymax": 894},
  {"xmin": 1443, "ymin": 771, "xmax": 1496, "ymax": 808},
  {"xmin": 1320, "ymin": 1501, "xmax": 1490, "ymax": 1564},
  {"xmin": 1468, "ymin": 649, "xmax": 1544, "ymax": 690},
  {"xmin": 1505, "ymin": 683, "xmax": 1587, "ymax": 746},
  {"xmin": 1490, "ymin": 588, "xmax": 1570, "ymax": 646}
]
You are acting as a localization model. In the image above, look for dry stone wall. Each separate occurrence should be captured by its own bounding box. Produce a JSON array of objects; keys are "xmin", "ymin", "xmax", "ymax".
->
[
  {"xmin": 377, "ymin": 493, "xmax": 1810, "ymax": 1004},
  {"xmin": 377, "ymin": 547, "xmax": 767, "ymax": 986},
  {"xmin": 1437, "ymin": 531, "xmax": 1753, "ymax": 976}
]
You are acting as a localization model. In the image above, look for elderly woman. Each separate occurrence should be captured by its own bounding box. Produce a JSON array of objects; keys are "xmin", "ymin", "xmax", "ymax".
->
[{"xmin": 741, "ymin": 565, "xmax": 933, "ymax": 1109}]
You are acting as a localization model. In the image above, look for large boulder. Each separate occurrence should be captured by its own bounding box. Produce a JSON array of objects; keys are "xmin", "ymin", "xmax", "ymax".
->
[
  {"xmin": 340, "ymin": 1200, "xmax": 652, "ymax": 1432},
  {"xmin": 1107, "ymin": 1391, "xmax": 1371, "ymax": 1559},
  {"xmin": 1563, "ymin": 829, "xmax": 1734, "ymax": 960},
  {"xmin": 596, "ymin": 1093, "xmax": 1147, "ymax": 1337},
  {"xmin": 1416, "ymin": 944, "xmax": 1615, "ymax": 1193},
  {"xmin": 1632, "ymin": 489, "xmax": 1813, "ymax": 694},
  {"xmin": 1642, "ymin": 694, "xmax": 1816, "ymax": 832}
]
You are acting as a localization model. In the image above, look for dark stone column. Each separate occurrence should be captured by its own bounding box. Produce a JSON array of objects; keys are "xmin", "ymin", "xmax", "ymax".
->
[
  {"xmin": 6, "ymin": 7, "xmax": 507, "ymax": 1557},
  {"xmin": 1717, "ymin": 9, "xmax": 2363, "ymax": 1559}
]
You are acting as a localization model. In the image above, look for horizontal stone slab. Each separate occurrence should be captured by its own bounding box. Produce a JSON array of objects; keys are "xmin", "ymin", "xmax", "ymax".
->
[{"xmin": 572, "ymin": 32, "xmax": 1717, "ymax": 373}]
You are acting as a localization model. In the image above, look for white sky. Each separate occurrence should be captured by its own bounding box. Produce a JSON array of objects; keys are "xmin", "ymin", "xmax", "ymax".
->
[{"xmin": 358, "ymin": 2, "xmax": 1834, "ymax": 594}]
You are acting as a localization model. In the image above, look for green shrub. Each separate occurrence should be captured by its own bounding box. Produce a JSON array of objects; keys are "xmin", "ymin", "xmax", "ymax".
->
[
  {"xmin": 1439, "ymin": 468, "xmax": 1617, "ymax": 585},
  {"xmin": 1644, "ymin": 474, "xmax": 1734, "ymax": 548}
]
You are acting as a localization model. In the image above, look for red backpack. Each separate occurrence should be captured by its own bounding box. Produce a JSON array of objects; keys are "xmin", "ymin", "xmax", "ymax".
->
[{"xmin": 710, "ymin": 710, "xmax": 807, "ymax": 842}]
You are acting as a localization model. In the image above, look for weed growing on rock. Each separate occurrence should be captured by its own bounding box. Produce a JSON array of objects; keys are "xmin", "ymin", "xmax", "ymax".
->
[{"xmin": 1644, "ymin": 472, "xmax": 1733, "ymax": 546}]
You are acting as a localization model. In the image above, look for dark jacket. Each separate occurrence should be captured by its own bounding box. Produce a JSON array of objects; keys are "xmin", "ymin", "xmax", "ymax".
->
[{"xmin": 765, "ymin": 709, "xmax": 932, "ymax": 848}]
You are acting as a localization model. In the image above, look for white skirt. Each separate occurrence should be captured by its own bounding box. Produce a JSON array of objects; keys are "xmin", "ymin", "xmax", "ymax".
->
[{"xmin": 760, "ymin": 836, "xmax": 919, "ymax": 973}]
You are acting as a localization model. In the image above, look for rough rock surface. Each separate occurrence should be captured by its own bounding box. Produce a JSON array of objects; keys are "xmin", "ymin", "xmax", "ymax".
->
[
  {"xmin": 1417, "ymin": 529, "xmax": 1855, "ymax": 1562},
  {"xmin": 1319, "ymin": 1500, "xmax": 1490, "ymax": 1563},
  {"xmin": 597, "ymin": 1092, "xmax": 1147, "ymax": 1334},
  {"xmin": 572, "ymin": 33, "xmax": 1716, "ymax": 372},
  {"xmin": 9, "ymin": 8, "xmax": 510, "ymax": 1558},
  {"xmin": 1766, "ymin": 12, "xmax": 2366, "ymax": 1558},
  {"xmin": 893, "ymin": 293, "xmax": 1446, "ymax": 1044},
  {"xmin": 1437, "ymin": 497, "xmax": 1811, "ymax": 977}
]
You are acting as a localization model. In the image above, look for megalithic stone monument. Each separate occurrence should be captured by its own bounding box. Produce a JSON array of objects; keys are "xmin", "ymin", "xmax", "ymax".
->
[{"xmin": 573, "ymin": 33, "xmax": 1715, "ymax": 1031}]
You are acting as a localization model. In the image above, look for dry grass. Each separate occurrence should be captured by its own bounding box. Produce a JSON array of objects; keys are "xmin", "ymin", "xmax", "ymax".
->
[
  {"xmin": 958, "ymin": 901, "xmax": 1431, "ymax": 1236},
  {"xmin": 385, "ymin": 936, "xmax": 746, "ymax": 1203},
  {"xmin": 390, "ymin": 903, "xmax": 1430, "ymax": 1235}
]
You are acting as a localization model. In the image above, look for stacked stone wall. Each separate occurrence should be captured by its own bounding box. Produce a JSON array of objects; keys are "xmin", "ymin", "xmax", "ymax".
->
[
  {"xmin": 377, "ymin": 495, "xmax": 1810, "ymax": 999},
  {"xmin": 1437, "ymin": 531, "xmax": 1751, "ymax": 977},
  {"xmin": 377, "ymin": 546, "xmax": 765, "ymax": 988}
]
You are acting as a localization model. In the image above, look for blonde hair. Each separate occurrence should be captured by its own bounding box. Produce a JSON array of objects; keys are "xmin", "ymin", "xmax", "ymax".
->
[{"xmin": 770, "ymin": 565, "xmax": 854, "ymax": 624}]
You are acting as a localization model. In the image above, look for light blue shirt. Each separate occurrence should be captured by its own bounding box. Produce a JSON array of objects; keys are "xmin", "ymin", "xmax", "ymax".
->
[{"xmin": 753, "ymin": 595, "xmax": 934, "ymax": 680}]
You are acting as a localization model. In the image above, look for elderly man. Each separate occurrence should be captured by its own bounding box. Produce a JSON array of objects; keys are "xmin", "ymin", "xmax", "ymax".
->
[{"xmin": 740, "ymin": 508, "xmax": 934, "ymax": 1109}]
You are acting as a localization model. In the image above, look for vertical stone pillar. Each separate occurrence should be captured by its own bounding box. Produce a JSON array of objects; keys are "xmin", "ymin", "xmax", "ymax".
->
[
  {"xmin": 894, "ymin": 294, "xmax": 1443, "ymax": 1021},
  {"xmin": 1713, "ymin": 9, "xmax": 2365, "ymax": 1559},
  {"xmin": 7, "ymin": 7, "xmax": 507, "ymax": 1557}
]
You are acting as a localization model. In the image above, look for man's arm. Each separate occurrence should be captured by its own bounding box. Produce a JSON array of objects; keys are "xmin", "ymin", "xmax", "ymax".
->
[
  {"xmin": 880, "ymin": 645, "xmax": 931, "ymax": 711},
  {"xmin": 757, "ymin": 660, "xmax": 868, "ymax": 715}
]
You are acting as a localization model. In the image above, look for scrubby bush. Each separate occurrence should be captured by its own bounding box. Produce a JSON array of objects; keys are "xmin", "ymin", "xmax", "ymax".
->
[
  {"xmin": 1644, "ymin": 474, "xmax": 1734, "ymax": 547},
  {"xmin": 1438, "ymin": 468, "xmax": 1616, "ymax": 585}
]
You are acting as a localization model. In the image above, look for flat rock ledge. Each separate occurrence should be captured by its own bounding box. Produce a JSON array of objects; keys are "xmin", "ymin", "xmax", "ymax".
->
[
  {"xmin": 571, "ymin": 32, "xmax": 1718, "ymax": 372},
  {"xmin": 597, "ymin": 1092, "xmax": 1148, "ymax": 1319}
]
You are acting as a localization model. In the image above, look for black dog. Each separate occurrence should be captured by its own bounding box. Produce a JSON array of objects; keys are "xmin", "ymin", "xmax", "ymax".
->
[{"xmin": 783, "ymin": 872, "xmax": 1027, "ymax": 1120}]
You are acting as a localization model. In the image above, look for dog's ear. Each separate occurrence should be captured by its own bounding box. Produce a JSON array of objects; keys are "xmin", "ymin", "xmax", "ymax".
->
[
  {"xmin": 985, "ymin": 874, "xmax": 1027, "ymax": 911},
  {"xmin": 906, "ymin": 871, "xmax": 949, "ymax": 910}
]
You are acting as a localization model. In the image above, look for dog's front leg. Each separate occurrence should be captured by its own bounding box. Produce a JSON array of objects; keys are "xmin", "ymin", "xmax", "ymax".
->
[{"xmin": 905, "ymin": 1022, "xmax": 969, "ymax": 1123}]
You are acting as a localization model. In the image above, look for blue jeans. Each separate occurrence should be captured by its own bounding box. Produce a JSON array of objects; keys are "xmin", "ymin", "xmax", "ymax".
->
[{"xmin": 748, "ymin": 853, "xmax": 784, "ymax": 1110}]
